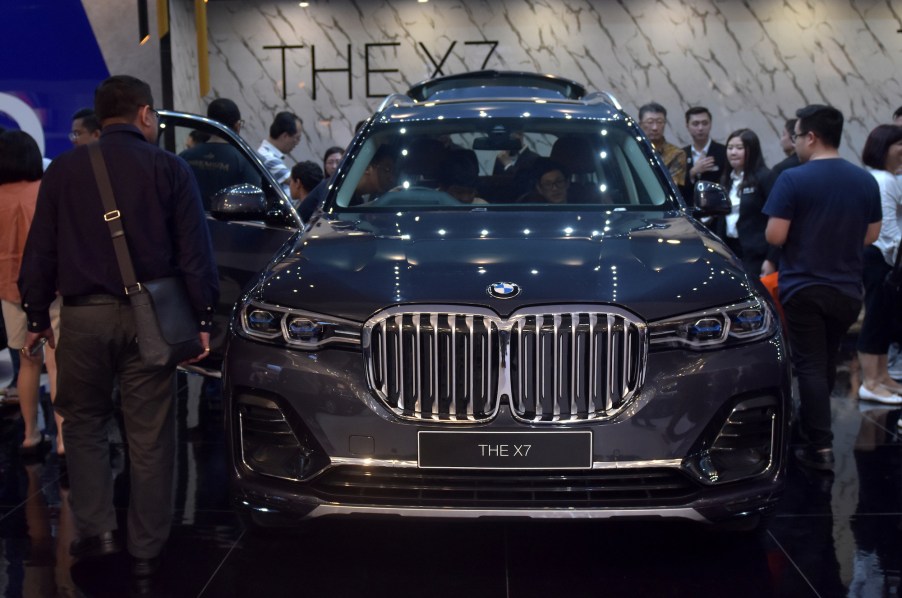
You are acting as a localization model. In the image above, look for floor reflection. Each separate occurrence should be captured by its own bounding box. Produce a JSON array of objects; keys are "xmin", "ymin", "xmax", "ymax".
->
[{"xmin": 0, "ymin": 355, "xmax": 901, "ymax": 597}]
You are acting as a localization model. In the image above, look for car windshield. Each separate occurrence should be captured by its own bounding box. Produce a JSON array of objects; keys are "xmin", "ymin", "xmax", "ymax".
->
[{"xmin": 330, "ymin": 117, "xmax": 677, "ymax": 212}]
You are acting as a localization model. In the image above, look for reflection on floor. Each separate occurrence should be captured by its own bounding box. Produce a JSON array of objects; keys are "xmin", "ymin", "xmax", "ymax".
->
[{"xmin": 1, "ymin": 348, "xmax": 901, "ymax": 597}]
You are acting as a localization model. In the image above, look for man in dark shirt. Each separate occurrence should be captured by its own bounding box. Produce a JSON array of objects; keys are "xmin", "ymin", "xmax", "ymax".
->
[
  {"xmin": 764, "ymin": 104, "xmax": 881, "ymax": 471},
  {"xmin": 18, "ymin": 75, "xmax": 219, "ymax": 578},
  {"xmin": 179, "ymin": 97, "xmax": 261, "ymax": 210}
]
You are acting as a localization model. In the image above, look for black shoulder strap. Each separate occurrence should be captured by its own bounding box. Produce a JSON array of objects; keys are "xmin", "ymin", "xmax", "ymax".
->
[{"xmin": 87, "ymin": 142, "xmax": 140, "ymax": 294}]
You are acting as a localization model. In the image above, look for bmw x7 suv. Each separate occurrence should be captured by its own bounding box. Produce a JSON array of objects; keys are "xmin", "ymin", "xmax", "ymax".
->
[{"xmin": 213, "ymin": 71, "xmax": 791, "ymax": 531}]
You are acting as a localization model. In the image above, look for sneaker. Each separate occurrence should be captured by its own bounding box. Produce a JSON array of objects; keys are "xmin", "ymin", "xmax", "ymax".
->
[
  {"xmin": 897, "ymin": 417, "xmax": 902, "ymax": 433},
  {"xmin": 794, "ymin": 446, "xmax": 835, "ymax": 471},
  {"xmin": 858, "ymin": 384, "xmax": 902, "ymax": 405},
  {"xmin": 1, "ymin": 386, "xmax": 18, "ymax": 398}
]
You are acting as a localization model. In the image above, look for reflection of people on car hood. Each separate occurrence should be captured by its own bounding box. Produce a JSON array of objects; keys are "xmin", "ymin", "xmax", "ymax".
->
[{"xmin": 438, "ymin": 148, "xmax": 487, "ymax": 204}]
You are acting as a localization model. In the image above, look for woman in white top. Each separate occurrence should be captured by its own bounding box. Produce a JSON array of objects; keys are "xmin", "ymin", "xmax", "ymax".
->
[
  {"xmin": 716, "ymin": 129, "xmax": 771, "ymax": 276},
  {"xmin": 857, "ymin": 124, "xmax": 902, "ymax": 405}
]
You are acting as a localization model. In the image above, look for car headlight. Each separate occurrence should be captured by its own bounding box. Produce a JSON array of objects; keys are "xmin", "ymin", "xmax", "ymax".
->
[
  {"xmin": 647, "ymin": 296, "xmax": 775, "ymax": 350},
  {"xmin": 238, "ymin": 300, "xmax": 362, "ymax": 349}
]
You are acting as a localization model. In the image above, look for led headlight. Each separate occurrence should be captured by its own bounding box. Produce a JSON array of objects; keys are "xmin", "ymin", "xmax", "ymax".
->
[
  {"xmin": 238, "ymin": 300, "xmax": 361, "ymax": 349},
  {"xmin": 647, "ymin": 296, "xmax": 775, "ymax": 350}
]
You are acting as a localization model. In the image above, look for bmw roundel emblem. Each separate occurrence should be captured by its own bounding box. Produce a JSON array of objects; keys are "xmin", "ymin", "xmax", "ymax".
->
[{"xmin": 488, "ymin": 282, "xmax": 521, "ymax": 299}]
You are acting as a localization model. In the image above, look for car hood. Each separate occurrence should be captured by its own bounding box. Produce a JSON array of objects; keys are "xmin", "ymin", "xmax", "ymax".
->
[{"xmin": 252, "ymin": 209, "xmax": 755, "ymax": 323}]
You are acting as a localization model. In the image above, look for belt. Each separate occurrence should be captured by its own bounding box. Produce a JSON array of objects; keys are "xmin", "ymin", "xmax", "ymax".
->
[{"xmin": 63, "ymin": 294, "xmax": 130, "ymax": 307}]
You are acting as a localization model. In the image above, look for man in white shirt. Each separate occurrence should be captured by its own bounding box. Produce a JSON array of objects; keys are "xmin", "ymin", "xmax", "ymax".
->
[{"xmin": 258, "ymin": 111, "xmax": 302, "ymax": 194}]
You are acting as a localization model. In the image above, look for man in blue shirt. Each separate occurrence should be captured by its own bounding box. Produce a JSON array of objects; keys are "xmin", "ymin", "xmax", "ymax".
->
[{"xmin": 764, "ymin": 104, "xmax": 881, "ymax": 471}]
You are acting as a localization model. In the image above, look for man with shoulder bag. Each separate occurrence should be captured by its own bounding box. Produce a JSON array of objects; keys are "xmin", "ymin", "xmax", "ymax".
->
[{"xmin": 18, "ymin": 75, "xmax": 219, "ymax": 579}]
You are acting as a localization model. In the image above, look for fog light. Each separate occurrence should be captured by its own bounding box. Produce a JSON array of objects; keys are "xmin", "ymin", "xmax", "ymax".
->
[
  {"xmin": 688, "ymin": 396, "xmax": 777, "ymax": 485},
  {"xmin": 237, "ymin": 394, "xmax": 323, "ymax": 481}
]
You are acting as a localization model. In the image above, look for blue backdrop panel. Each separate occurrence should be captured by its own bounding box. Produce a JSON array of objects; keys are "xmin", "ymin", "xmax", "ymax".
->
[{"xmin": 0, "ymin": 0, "xmax": 110, "ymax": 158}]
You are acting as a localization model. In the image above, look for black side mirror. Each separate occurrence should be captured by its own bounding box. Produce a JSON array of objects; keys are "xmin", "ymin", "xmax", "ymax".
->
[
  {"xmin": 210, "ymin": 184, "xmax": 267, "ymax": 221},
  {"xmin": 691, "ymin": 181, "xmax": 731, "ymax": 217}
]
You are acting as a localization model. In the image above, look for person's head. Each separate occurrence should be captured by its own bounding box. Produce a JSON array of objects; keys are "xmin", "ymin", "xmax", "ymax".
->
[
  {"xmin": 357, "ymin": 145, "xmax": 396, "ymax": 195},
  {"xmin": 323, "ymin": 146, "xmax": 344, "ymax": 177},
  {"xmin": 289, "ymin": 160, "xmax": 324, "ymax": 200},
  {"xmin": 0, "ymin": 130, "xmax": 43, "ymax": 184},
  {"xmin": 727, "ymin": 129, "xmax": 764, "ymax": 174},
  {"xmin": 684, "ymin": 107, "xmax": 712, "ymax": 146},
  {"xmin": 724, "ymin": 129, "xmax": 765, "ymax": 178},
  {"xmin": 638, "ymin": 102, "xmax": 668, "ymax": 144},
  {"xmin": 529, "ymin": 158, "xmax": 569, "ymax": 204},
  {"xmin": 861, "ymin": 124, "xmax": 902, "ymax": 174},
  {"xmin": 780, "ymin": 118, "xmax": 797, "ymax": 156},
  {"xmin": 793, "ymin": 104, "xmax": 843, "ymax": 161},
  {"xmin": 208, "ymin": 98, "xmax": 243, "ymax": 133},
  {"xmin": 437, "ymin": 149, "xmax": 480, "ymax": 203},
  {"xmin": 70, "ymin": 107, "xmax": 101, "ymax": 146},
  {"xmin": 94, "ymin": 75, "xmax": 159, "ymax": 142},
  {"xmin": 269, "ymin": 111, "xmax": 303, "ymax": 153},
  {"xmin": 186, "ymin": 129, "xmax": 211, "ymax": 149},
  {"xmin": 894, "ymin": 106, "xmax": 902, "ymax": 126}
]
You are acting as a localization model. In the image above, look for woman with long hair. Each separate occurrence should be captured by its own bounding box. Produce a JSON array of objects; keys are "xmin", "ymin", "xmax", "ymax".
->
[
  {"xmin": 0, "ymin": 130, "xmax": 62, "ymax": 457},
  {"xmin": 717, "ymin": 128, "xmax": 771, "ymax": 276},
  {"xmin": 856, "ymin": 124, "xmax": 902, "ymax": 405}
]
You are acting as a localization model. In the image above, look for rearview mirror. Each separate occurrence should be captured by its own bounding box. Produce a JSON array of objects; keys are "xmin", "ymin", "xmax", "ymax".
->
[
  {"xmin": 210, "ymin": 184, "xmax": 267, "ymax": 221},
  {"xmin": 691, "ymin": 181, "xmax": 731, "ymax": 217}
]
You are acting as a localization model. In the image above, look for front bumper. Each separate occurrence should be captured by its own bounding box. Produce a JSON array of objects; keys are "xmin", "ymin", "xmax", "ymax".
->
[{"xmin": 224, "ymin": 331, "xmax": 790, "ymax": 525}]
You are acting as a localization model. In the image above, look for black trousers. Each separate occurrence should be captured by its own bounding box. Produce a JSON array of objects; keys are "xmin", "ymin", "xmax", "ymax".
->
[
  {"xmin": 783, "ymin": 285, "xmax": 861, "ymax": 449},
  {"xmin": 55, "ymin": 302, "xmax": 176, "ymax": 559}
]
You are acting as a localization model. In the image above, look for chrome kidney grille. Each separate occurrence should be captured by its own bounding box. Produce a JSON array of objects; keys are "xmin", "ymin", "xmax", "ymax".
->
[{"xmin": 363, "ymin": 305, "xmax": 647, "ymax": 424}]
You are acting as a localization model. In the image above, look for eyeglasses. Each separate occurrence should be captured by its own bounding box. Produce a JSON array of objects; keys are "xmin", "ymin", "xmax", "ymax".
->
[
  {"xmin": 68, "ymin": 129, "xmax": 86, "ymax": 141},
  {"xmin": 540, "ymin": 177, "xmax": 570, "ymax": 191},
  {"xmin": 142, "ymin": 105, "xmax": 159, "ymax": 120},
  {"xmin": 790, "ymin": 130, "xmax": 806, "ymax": 143}
]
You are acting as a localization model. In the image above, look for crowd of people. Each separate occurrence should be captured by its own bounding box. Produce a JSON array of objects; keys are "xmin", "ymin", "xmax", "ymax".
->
[{"xmin": 1, "ymin": 75, "xmax": 901, "ymax": 585}]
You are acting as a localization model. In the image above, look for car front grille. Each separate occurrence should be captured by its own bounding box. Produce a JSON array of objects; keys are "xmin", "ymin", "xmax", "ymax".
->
[
  {"xmin": 363, "ymin": 305, "xmax": 647, "ymax": 423},
  {"xmin": 309, "ymin": 466, "xmax": 696, "ymax": 508}
]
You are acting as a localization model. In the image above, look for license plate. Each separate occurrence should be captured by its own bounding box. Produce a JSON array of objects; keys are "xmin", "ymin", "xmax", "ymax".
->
[{"xmin": 418, "ymin": 431, "xmax": 593, "ymax": 470}]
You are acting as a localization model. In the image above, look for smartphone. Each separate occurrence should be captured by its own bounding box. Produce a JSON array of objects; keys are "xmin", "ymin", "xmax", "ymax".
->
[{"xmin": 28, "ymin": 337, "xmax": 49, "ymax": 356}]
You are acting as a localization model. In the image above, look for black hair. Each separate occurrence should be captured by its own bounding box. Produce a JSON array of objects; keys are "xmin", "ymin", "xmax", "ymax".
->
[
  {"xmin": 795, "ymin": 104, "xmax": 843, "ymax": 149},
  {"xmin": 269, "ymin": 111, "xmax": 301, "ymax": 139},
  {"xmin": 94, "ymin": 75, "xmax": 154, "ymax": 122},
  {"xmin": 684, "ymin": 106, "xmax": 711, "ymax": 123},
  {"xmin": 861, "ymin": 124, "xmax": 902, "ymax": 171},
  {"xmin": 784, "ymin": 118, "xmax": 797, "ymax": 136},
  {"xmin": 290, "ymin": 160, "xmax": 324, "ymax": 192},
  {"xmin": 894, "ymin": 106, "xmax": 902, "ymax": 121},
  {"xmin": 438, "ymin": 148, "xmax": 479, "ymax": 189},
  {"xmin": 189, "ymin": 129, "xmax": 211, "ymax": 144},
  {"xmin": 72, "ymin": 107, "xmax": 101, "ymax": 132},
  {"xmin": 638, "ymin": 102, "xmax": 667, "ymax": 121},
  {"xmin": 0, "ymin": 130, "xmax": 43, "ymax": 184},
  {"xmin": 528, "ymin": 157, "xmax": 569, "ymax": 186},
  {"xmin": 721, "ymin": 128, "xmax": 767, "ymax": 189},
  {"xmin": 208, "ymin": 98, "xmax": 241, "ymax": 130}
]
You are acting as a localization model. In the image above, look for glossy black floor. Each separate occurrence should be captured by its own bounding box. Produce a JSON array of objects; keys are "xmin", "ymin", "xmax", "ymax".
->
[{"xmin": 1, "ymin": 346, "xmax": 901, "ymax": 598}]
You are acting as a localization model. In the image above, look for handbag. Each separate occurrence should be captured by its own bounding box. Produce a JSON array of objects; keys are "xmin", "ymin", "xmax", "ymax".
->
[
  {"xmin": 884, "ymin": 243, "xmax": 902, "ymax": 309},
  {"xmin": 87, "ymin": 143, "xmax": 202, "ymax": 368},
  {"xmin": 759, "ymin": 271, "xmax": 785, "ymax": 323}
]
